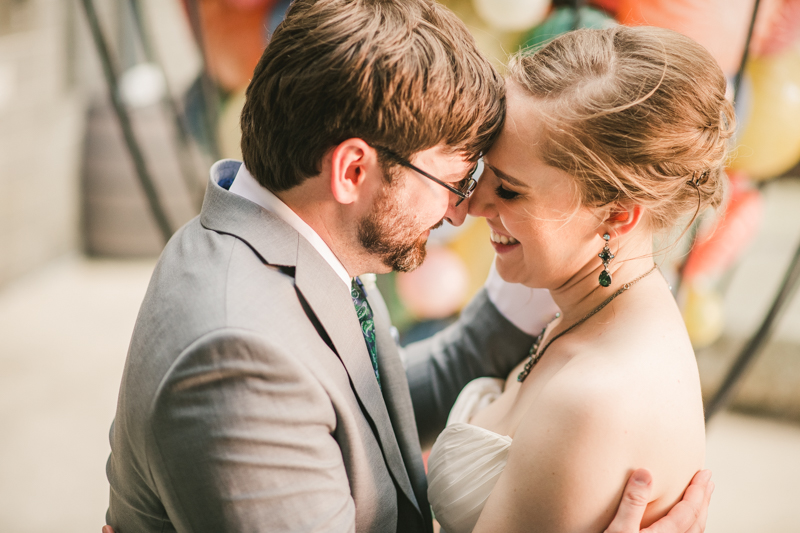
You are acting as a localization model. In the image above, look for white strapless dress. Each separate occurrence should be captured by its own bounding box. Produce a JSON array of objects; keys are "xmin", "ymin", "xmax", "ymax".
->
[{"xmin": 427, "ymin": 377, "xmax": 511, "ymax": 533}]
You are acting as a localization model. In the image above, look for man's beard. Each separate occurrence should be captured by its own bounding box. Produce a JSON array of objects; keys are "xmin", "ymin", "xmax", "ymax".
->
[{"xmin": 358, "ymin": 182, "xmax": 443, "ymax": 273}]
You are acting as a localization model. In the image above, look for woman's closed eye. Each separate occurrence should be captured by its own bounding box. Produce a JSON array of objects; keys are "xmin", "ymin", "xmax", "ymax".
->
[{"xmin": 495, "ymin": 184, "xmax": 521, "ymax": 200}]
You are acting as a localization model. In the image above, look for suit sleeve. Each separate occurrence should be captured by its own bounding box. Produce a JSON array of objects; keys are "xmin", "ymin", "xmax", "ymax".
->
[
  {"xmin": 403, "ymin": 289, "xmax": 534, "ymax": 449},
  {"xmin": 147, "ymin": 329, "xmax": 355, "ymax": 533}
]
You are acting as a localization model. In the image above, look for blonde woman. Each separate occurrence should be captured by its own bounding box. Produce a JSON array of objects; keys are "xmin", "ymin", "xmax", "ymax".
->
[{"xmin": 426, "ymin": 26, "xmax": 731, "ymax": 533}]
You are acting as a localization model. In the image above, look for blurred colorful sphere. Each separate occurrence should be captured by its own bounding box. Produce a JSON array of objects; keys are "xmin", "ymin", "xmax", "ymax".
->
[
  {"xmin": 473, "ymin": 0, "xmax": 551, "ymax": 32},
  {"xmin": 750, "ymin": 0, "xmax": 800, "ymax": 57},
  {"xmin": 730, "ymin": 48, "xmax": 800, "ymax": 180},
  {"xmin": 682, "ymin": 285, "xmax": 725, "ymax": 349},
  {"xmin": 617, "ymin": 0, "xmax": 757, "ymax": 76},
  {"xmin": 119, "ymin": 63, "xmax": 166, "ymax": 108},
  {"xmin": 521, "ymin": 6, "xmax": 615, "ymax": 50},
  {"xmin": 396, "ymin": 246, "xmax": 470, "ymax": 320},
  {"xmin": 589, "ymin": 0, "xmax": 621, "ymax": 15},
  {"xmin": 682, "ymin": 176, "xmax": 764, "ymax": 283},
  {"xmin": 181, "ymin": 0, "xmax": 275, "ymax": 91}
]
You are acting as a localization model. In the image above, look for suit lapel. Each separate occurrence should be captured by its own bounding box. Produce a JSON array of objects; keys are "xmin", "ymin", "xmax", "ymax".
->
[
  {"xmin": 200, "ymin": 169, "xmax": 298, "ymax": 267},
  {"xmin": 366, "ymin": 284, "xmax": 432, "ymax": 532},
  {"xmin": 293, "ymin": 239, "xmax": 421, "ymax": 517},
  {"xmin": 201, "ymin": 169, "xmax": 422, "ymax": 521}
]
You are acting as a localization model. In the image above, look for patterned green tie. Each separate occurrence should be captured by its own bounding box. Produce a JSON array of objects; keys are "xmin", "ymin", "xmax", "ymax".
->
[{"xmin": 351, "ymin": 277, "xmax": 381, "ymax": 389}]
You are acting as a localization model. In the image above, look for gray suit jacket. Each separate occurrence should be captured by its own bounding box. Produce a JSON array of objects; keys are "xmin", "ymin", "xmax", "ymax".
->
[{"xmin": 106, "ymin": 161, "xmax": 533, "ymax": 532}]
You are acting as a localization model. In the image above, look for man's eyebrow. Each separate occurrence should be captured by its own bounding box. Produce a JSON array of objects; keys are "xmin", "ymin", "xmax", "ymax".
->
[{"xmin": 485, "ymin": 163, "xmax": 526, "ymax": 188}]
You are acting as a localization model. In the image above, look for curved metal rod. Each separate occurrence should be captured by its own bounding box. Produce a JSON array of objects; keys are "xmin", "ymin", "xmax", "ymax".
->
[
  {"xmin": 733, "ymin": 0, "xmax": 762, "ymax": 101},
  {"xmin": 127, "ymin": 0, "xmax": 205, "ymax": 210},
  {"xmin": 705, "ymin": 235, "xmax": 800, "ymax": 421},
  {"xmin": 80, "ymin": 0, "xmax": 174, "ymax": 243},
  {"xmin": 571, "ymin": 0, "xmax": 587, "ymax": 30}
]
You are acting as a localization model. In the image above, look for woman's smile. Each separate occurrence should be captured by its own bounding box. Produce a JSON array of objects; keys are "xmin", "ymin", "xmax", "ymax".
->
[{"xmin": 488, "ymin": 227, "xmax": 520, "ymax": 252}]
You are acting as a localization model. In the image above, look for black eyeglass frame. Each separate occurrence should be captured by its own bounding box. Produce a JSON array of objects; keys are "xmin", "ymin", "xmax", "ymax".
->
[{"xmin": 371, "ymin": 145, "xmax": 479, "ymax": 206}]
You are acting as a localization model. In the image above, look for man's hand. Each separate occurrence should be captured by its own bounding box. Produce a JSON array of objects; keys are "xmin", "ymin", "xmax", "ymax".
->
[{"xmin": 605, "ymin": 469, "xmax": 714, "ymax": 533}]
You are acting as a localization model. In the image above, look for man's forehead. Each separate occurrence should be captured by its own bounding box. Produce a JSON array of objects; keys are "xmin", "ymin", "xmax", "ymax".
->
[{"xmin": 410, "ymin": 145, "xmax": 473, "ymax": 180}]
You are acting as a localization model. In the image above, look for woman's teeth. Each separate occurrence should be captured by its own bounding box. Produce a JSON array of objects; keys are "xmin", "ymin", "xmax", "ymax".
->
[{"xmin": 490, "ymin": 229, "xmax": 519, "ymax": 245}]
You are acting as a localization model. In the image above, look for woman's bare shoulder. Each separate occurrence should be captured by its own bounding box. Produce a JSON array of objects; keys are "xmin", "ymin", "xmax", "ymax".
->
[
  {"xmin": 473, "ymin": 363, "xmax": 647, "ymax": 533},
  {"xmin": 536, "ymin": 327, "xmax": 705, "ymax": 463},
  {"xmin": 511, "ymin": 334, "xmax": 705, "ymax": 526},
  {"xmin": 550, "ymin": 301, "xmax": 703, "ymax": 415}
]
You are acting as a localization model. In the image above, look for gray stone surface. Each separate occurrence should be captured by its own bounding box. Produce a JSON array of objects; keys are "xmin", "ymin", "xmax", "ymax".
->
[{"xmin": 0, "ymin": 256, "xmax": 152, "ymax": 532}]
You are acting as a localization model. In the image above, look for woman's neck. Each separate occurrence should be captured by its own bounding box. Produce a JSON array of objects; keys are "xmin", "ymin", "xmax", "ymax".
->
[{"xmin": 548, "ymin": 232, "xmax": 656, "ymax": 324}]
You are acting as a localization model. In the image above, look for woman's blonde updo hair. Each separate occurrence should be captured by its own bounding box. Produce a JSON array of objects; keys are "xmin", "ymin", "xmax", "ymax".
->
[{"xmin": 508, "ymin": 26, "xmax": 735, "ymax": 231}]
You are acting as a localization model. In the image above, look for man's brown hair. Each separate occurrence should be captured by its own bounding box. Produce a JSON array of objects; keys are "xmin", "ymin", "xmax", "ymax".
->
[{"xmin": 240, "ymin": 0, "xmax": 505, "ymax": 192}]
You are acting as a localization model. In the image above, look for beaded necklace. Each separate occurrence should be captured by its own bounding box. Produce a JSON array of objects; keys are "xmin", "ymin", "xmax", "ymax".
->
[{"xmin": 517, "ymin": 265, "xmax": 659, "ymax": 382}]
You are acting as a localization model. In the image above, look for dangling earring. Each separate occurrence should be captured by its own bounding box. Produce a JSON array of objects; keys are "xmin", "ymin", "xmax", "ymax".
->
[{"xmin": 598, "ymin": 233, "xmax": 614, "ymax": 287}]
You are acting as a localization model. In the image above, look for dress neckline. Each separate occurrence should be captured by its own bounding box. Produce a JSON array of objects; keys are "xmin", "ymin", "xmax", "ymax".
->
[{"xmin": 444, "ymin": 421, "xmax": 513, "ymax": 443}]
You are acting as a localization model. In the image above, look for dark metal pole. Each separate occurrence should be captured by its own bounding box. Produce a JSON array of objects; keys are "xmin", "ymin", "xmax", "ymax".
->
[
  {"xmin": 702, "ymin": 0, "xmax": 783, "ymax": 423},
  {"xmin": 127, "ymin": 0, "xmax": 205, "ymax": 210},
  {"xmin": 733, "ymin": 0, "xmax": 762, "ymax": 101},
  {"xmin": 126, "ymin": 0, "xmax": 156, "ymax": 60},
  {"xmin": 705, "ymin": 236, "xmax": 800, "ymax": 421},
  {"xmin": 571, "ymin": 0, "xmax": 587, "ymax": 30},
  {"xmin": 80, "ymin": 0, "xmax": 174, "ymax": 243},
  {"xmin": 675, "ymin": 0, "xmax": 762, "ymax": 292}
]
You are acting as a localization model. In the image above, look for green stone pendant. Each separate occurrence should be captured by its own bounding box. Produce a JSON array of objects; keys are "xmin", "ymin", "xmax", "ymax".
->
[{"xmin": 599, "ymin": 234, "xmax": 614, "ymax": 288}]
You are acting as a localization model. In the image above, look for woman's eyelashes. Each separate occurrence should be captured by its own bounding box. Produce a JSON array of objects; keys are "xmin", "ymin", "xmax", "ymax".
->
[{"xmin": 494, "ymin": 183, "xmax": 521, "ymax": 200}]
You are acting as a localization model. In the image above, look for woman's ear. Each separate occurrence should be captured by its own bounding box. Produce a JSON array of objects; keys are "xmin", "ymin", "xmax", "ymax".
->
[
  {"xmin": 599, "ymin": 202, "xmax": 645, "ymax": 239},
  {"xmin": 329, "ymin": 138, "xmax": 379, "ymax": 204}
]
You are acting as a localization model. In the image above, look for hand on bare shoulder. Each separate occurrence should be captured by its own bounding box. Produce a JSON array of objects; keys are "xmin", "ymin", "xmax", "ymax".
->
[{"xmin": 472, "ymin": 358, "xmax": 705, "ymax": 533}]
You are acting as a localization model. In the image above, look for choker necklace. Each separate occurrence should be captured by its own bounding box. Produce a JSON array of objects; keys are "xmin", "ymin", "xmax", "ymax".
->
[{"xmin": 517, "ymin": 264, "xmax": 659, "ymax": 383}]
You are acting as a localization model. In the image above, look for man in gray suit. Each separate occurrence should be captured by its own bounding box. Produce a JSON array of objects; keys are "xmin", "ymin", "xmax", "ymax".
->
[{"xmin": 105, "ymin": 1, "xmax": 712, "ymax": 531}]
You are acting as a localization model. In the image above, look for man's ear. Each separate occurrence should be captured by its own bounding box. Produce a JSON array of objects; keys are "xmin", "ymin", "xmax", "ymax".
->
[
  {"xmin": 598, "ymin": 202, "xmax": 645, "ymax": 239},
  {"xmin": 329, "ymin": 138, "xmax": 379, "ymax": 205}
]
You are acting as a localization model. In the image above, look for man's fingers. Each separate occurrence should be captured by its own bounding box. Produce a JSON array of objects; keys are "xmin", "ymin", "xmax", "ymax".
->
[
  {"xmin": 643, "ymin": 469, "xmax": 712, "ymax": 533},
  {"xmin": 102, "ymin": 526, "xmax": 115, "ymax": 533},
  {"xmin": 604, "ymin": 469, "xmax": 653, "ymax": 533},
  {"xmin": 686, "ymin": 480, "xmax": 714, "ymax": 533}
]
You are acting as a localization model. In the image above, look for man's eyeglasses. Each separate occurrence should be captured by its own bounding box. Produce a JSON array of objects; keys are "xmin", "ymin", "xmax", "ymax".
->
[{"xmin": 372, "ymin": 145, "xmax": 480, "ymax": 206}]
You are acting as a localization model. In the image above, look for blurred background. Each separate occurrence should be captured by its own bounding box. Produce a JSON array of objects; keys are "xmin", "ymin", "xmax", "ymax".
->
[{"xmin": 0, "ymin": 0, "xmax": 799, "ymax": 531}]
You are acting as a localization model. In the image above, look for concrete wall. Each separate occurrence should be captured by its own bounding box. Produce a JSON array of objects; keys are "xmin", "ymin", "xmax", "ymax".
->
[
  {"xmin": 0, "ymin": 0, "xmax": 203, "ymax": 284},
  {"xmin": 0, "ymin": 0, "xmax": 85, "ymax": 287}
]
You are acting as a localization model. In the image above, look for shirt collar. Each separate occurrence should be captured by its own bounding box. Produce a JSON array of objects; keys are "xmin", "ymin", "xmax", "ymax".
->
[{"xmin": 227, "ymin": 162, "xmax": 351, "ymax": 287}]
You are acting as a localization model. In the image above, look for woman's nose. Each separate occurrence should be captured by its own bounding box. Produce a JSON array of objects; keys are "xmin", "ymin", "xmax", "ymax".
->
[{"xmin": 466, "ymin": 175, "xmax": 496, "ymax": 219}]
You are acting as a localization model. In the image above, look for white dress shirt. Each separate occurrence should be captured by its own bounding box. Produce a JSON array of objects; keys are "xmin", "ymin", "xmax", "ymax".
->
[
  {"xmin": 483, "ymin": 260, "xmax": 560, "ymax": 336},
  {"xmin": 229, "ymin": 163, "xmax": 351, "ymax": 287}
]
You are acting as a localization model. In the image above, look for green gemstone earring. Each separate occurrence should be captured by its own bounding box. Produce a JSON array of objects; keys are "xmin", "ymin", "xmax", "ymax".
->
[{"xmin": 598, "ymin": 233, "xmax": 614, "ymax": 287}]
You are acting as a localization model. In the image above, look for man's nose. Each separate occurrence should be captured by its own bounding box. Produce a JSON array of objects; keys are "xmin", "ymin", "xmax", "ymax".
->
[{"xmin": 444, "ymin": 193, "xmax": 469, "ymax": 226}]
